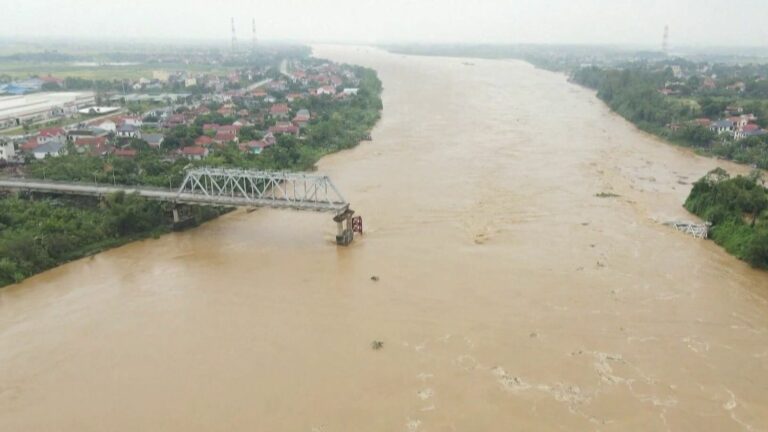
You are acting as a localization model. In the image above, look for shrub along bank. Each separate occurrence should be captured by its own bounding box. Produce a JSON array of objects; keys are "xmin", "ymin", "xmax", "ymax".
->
[{"xmin": 684, "ymin": 168, "xmax": 768, "ymax": 269}]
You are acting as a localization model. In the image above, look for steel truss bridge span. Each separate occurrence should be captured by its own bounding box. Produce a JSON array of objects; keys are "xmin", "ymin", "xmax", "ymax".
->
[{"xmin": 0, "ymin": 167, "xmax": 359, "ymax": 245}]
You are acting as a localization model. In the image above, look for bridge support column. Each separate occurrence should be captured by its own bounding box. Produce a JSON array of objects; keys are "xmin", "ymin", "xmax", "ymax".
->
[
  {"xmin": 172, "ymin": 208, "xmax": 180, "ymax": 223},
  {"xmin": 333, "ymin": 209, "xmax": 355, "ymax": 246}
]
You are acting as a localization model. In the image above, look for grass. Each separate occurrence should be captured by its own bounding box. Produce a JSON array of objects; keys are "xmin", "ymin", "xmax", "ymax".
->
[{"xmin": 0, "ymin": 61, "xmax": 236, "ymax": 81}]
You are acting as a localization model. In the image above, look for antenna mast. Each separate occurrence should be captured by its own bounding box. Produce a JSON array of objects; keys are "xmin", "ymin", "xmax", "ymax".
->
[
  {"xmin": 231, "ymin": 17, "xmax": 237, "ymax": 52},
  {"xmin": 662, "ymin": 25, "xmax": 669, "ymax": 55},
  {"xmin": 252, "ymin": 18, "xmax": 257, "ymax": 50}
]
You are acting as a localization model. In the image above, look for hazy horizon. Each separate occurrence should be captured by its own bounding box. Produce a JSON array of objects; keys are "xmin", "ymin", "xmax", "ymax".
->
[{"xmin": 2, "ymin": 0, "xmax": 768, "ymax": 48}]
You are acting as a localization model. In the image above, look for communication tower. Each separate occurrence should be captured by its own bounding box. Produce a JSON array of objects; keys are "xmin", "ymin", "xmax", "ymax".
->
[
  {"xmin": 231, "ymin": 17, "xmax": 238, "ymax": 52},
  {"xmin": 662, "ymin": 25, "xmax": 669, "ymax": 55},
  {"xmin": 252, "ymin": 18, "xmax": 258, "ymax": 50}
]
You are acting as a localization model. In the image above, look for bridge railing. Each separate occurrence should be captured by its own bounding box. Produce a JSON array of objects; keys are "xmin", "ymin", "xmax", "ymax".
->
[{"xmin": 177, "ymin": 167, "xmax": 348, "ymax": 212}]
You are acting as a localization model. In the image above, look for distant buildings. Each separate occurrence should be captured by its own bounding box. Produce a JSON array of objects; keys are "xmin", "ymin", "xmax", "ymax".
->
[
  {"xmin": 0, "ymin": 141, "xmax": 15, "ymax": 161},
  {"xmin": 0, "ymin": 92, "xmax": 96, "ymax": 131}
]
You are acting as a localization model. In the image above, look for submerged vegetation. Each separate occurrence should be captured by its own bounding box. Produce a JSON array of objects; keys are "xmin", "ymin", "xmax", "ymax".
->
[
  {"xmin": 0, "ymin": 193, "xmax": 224, "ymax": 287},
  {"xmin": 685, "ymin": 168, "xmax": 768, "ymax": 268}
]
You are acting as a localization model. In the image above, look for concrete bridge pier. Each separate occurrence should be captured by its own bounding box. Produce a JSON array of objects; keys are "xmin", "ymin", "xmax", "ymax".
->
[
  {"xmin": 334, "ymin": 209, "xmax": 355, "ymax": 246},
  {"xmin": 171, "ymin": 205, "xmax": 195, "ymax": 230}
]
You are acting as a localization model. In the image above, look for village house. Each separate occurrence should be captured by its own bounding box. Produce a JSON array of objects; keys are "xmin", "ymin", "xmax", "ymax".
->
[
  {"xmin": 116, "ymin": 123, "xmax": 141, "ymax": 139},
  {"xmin": 214, "ymin": 130, "xmax": 238, "ymax": 144},
  {"xmin": 36, "ymin": 127, "xmax": 67, "ymax": 145},
  {"xmin": 269, "ymin": 122, "xmax": 299, "ymax": 136},
  {"xmin": 20, "ymin": 138, "xmax": 39, "ymax": 153},
  {"xmin": 181, "ymin": 146, "xmax": 208, "ymax": 160},
  {"xmin": 729, "ymin": 116, "xmax": 749, "ymax": 129},
  {"xmin": 143, "ymin": 134, "xmax": 165, "ymax": 148},
  {"xmin": 195, "ymin": 135, "xmax": 214, "ymax": 147},
  {"xmin": 114, "ymin": 148, "xmax": 138, "ymax": 158},
  {"xmin": 293, "ymin": 109, "xmax": 311, "ymax": 128},
  {"xmin": 693, "ymin": 118, "xmax": 712, "ymax": 127},
  {"xmin": 734, "ymin": 124, "xmax": 767, "ymax": 140},
  {"xmin": 270, "ymin": 103, "xmax": 290, "ymax": 119},
  {"xmin": 73, "ymin": 136, "xmax": 110, "ymax": 156},
  {"xmin": 286, "ymin": 93, "xmax": 304, "ymax": 103},
  {"xmin": 33, "ymin": 141, "xmax": 66, "ymax": 159},
  {"xmin": 709, "ymin": 119, "xmax": 734, "ymax": 134},
  {"xmin": 0, "ymin": 140, "xmax": 15, "ymax": 161},
  {"xmin": 315, "ymin": 86, "xmax": 336, "ymax": 96}
]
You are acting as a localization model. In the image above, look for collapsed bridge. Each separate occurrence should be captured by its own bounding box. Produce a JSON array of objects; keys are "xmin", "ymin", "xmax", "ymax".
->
[{"xmin": 0, "ymin": 167, "xmax": 361, "ymax": 245}]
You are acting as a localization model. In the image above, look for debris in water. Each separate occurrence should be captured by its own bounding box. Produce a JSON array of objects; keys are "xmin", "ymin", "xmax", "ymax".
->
[
  {"xmin": 529, "ymin": 332, "xmax": 538, "ymax": 338},
  {"xmin": 371, "ymin": 340, "xmax": 384, "ymax": 350},
  {"xmin": 370, "ymin": 275, "xmax": 379, "ymax": 281},
  {"xmin": 595, "ymin": 192, "xmax": 621, "ymax": 198}
]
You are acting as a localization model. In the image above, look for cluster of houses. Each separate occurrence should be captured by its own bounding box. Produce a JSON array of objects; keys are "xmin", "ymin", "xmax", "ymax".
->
[
  {"xmin": 0, "ymin": 59, "xmax": 363, "ymax": 163},
  {"xmin": 669, "ymin": 105, "xmax": 766, "ymax": 141}
]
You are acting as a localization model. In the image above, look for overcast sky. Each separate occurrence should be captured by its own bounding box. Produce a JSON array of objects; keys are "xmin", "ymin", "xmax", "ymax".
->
[{"xmin": 2, "ymin": 0, "xmax": 767, "ymax": 47}]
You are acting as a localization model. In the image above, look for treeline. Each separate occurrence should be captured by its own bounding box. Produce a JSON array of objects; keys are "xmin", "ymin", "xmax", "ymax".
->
[
  {"xmin": 684, "ymin": 168, "xmax": 768, "ymax": 268},
  {"xmin": 570, "ymin": 66, "xmax": 768, "ymax": 168},
  {"xmin": 0, "ymin": 193, "xmax": 222, "ymax": 287}
]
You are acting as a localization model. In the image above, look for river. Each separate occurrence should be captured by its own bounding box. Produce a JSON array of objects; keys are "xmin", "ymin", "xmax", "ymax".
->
[{"xmin": 1, "ymin": 45, "xmax": 767, "ymax": 431}]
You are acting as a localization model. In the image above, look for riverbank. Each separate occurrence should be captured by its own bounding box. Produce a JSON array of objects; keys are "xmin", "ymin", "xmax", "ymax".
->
[
  {"xmin": 0, "ymin": 193, "xmax": 226, "ymax": 287},
  {"xmin": 383, "ymin": 45, "xmax": 768, "ymax": 269},
  {"xmin": 0, "ymin": 63, "xmax": 383, "ymax": 288},
  {"xmin": 684, "ymin": 168, "xmax": 768, "ymax": 268}
]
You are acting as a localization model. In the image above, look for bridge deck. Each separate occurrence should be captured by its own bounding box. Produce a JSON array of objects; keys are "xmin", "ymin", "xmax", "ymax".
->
[{"xmin": 0, "ymin": 177, "xmax": 348, "ymax": 213}]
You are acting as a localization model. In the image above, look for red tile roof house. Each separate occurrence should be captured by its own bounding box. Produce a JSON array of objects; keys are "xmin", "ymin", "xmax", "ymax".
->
[
  {"xmin": 114, "ymin": 148, "xmax": 137, "ymax": 158},
  {"xmin": 692, "ymin": 118, "xmax": 712, "ymax": 127},
  {"xmin": 195, "ymin": 135, "xmax": 214, "ymax": 147},
  {"xmin": 269, "ymin": 122, "xmax": 300, "ymax": 136},
  {"xmin": 20, "ymin": 138, "xmax": 39, "ymax": 152},
  {"xmin": 181, "ymin": 146, "xmax": 209, "ymax": 160},
  {"xmin": 203, "ymin": 123, "xmax": 220, "ymax": 133},
  {"xmin": 73, "ymin": 136, "xmax": 109, "ymax": 156},
  {"xmin": 214, "ymin": 130, "xmax": 238, "ymax": 144},
  {"xmin": 269, "ymin": 103, "xmax": 290, "ymax": 119},
  {"xmin": 218, "ymin": 106, "xmax": 234, "ymax": 116},
  {"xmin": 36, "ymin": 127, "xmax": 67, "ymax": 145},
  {"xmin": 216, "ymin": 125, "xmax": 241, "ymax": 134}
]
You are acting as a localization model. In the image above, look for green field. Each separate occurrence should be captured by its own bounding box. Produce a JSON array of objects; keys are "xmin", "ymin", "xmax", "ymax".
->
[{"xmin": 0, "ymin": 62, "xmax": 235, "ymax": 81}]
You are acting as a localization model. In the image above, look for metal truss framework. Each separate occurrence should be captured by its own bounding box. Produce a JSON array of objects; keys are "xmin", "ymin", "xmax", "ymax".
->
[
  {"xmin": 665, "ymin": 221, "xmax": 710, "ymax": 239},
  {"xmin": 176, "ymin": 167, "xmax": 349, "ymax": 213}
]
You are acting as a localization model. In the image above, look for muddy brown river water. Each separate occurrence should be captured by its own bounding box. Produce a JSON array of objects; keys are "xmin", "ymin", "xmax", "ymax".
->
[{"xmin": 2, "ymin": 46, "xmax": 768, "ymax": 431}]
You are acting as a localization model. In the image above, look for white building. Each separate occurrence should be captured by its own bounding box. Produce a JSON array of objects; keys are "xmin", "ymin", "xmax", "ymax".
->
[
  {"xmin": 0, "ymin": 92, "xmax": 95, "ymax": 130},
  {"xmin": 0, "ymin": 141, "xmax": 15, "ymax": 160}
]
